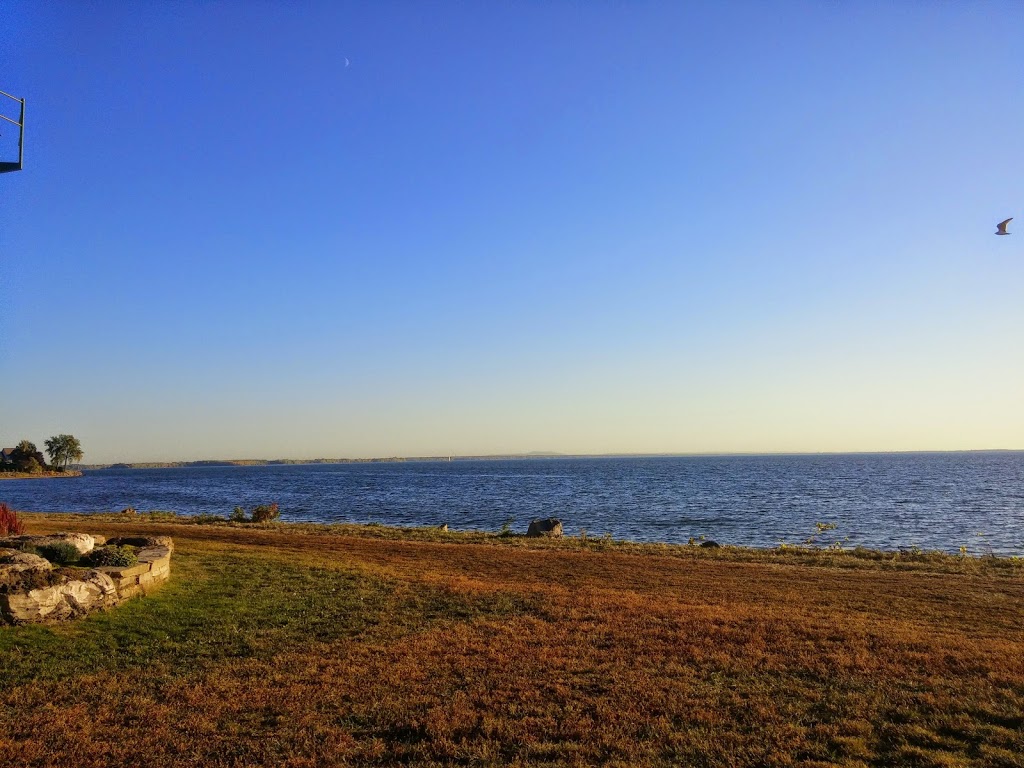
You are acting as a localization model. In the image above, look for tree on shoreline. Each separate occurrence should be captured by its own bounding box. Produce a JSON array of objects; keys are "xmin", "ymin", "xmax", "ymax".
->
[
  {"xmin": 7, "ymin": 440, "xmax": 48, "ymax": 473},
  {"xmin": 44, "ymin": 434, "xmax": 84, "ymax": 471}
]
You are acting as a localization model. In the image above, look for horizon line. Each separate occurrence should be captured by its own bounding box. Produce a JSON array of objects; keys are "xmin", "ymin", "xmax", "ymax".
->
[{"xmin": 77, "ymin": 447, "xmax": 1024, "ymax": 468}]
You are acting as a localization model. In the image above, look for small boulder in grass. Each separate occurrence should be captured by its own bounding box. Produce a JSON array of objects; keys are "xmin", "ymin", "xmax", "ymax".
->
[
  {"xmin": 527, "ymin": 518, "xmax": 563, "ymax": 538},
  {"xmin": 700, "ymin": 540, "xmax": 721, "ymax": 549}
]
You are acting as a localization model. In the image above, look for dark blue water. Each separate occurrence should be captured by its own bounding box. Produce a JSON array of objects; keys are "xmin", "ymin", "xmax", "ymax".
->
[{"xmin": 3, "ymin": 453, "xmax": 1023, "ymax": 554}]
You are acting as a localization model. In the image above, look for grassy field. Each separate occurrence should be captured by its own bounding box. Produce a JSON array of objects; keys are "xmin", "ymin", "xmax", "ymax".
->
[{"xmin": 2, "ymin": 514, "xmax": 1023, "ymax": 767}]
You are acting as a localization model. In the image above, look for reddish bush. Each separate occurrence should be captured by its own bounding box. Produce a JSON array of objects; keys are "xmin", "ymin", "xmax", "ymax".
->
[
  {"xmin": 0, "ymin": 503, "xmax": 25, "ymax": 536},
  {"xmin": 251, "ymin": 502, "xmax": 280, "ymax": 523}
]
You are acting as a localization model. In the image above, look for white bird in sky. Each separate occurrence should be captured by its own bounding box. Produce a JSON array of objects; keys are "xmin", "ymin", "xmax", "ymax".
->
[{"xmin": 995, "ymin": 218, "xmax": 1012, "ymax": 235}]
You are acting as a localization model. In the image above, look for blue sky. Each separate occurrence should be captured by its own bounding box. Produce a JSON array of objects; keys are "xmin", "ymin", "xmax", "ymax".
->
[{"xmin": 2, "ymin": 2, "xmax": 1022, "ymax": 462}]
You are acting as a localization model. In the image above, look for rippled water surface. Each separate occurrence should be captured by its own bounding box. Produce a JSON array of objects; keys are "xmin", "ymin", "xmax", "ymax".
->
[{"xmin": 4, "ymin": 453, "xmax": 1023, "ymax": 554}]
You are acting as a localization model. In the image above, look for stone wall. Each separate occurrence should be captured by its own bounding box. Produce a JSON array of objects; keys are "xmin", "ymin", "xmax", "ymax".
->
[
  {"xmin": 0, "ymin": 533, "xmax": 172, "ymax": 625},
  {"xmin": 97, "ymin": 536, "xmax": 173, "ymax": 600}
]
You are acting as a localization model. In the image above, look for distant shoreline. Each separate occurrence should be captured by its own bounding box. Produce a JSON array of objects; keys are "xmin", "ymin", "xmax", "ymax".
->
[
  {"xmin": 76, "ymin": 448, "xmax": 1024, "ymax": 471},
  {"xmin": 78, "ymin": 455, "xmax": 561, "ymax": 470},
  {"xmin": 0, "ymin": 470, "xmax": 83, "ymax": 480}
]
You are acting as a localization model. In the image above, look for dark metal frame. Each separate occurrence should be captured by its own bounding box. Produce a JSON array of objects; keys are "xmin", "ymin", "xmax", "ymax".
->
[{"xmin": 0, "ymin": 89, "xmax": 25, "ymax": 174}]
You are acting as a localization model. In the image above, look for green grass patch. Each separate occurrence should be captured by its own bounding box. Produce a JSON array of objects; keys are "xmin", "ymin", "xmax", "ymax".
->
[{"xmin": 0, "ymin": 546, "xmax": 539, "ymax": 690}]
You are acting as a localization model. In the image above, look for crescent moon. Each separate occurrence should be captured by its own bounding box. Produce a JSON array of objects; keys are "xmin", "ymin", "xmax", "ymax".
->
[{"xmin": 344, "ymin": 58, "xmax": 350, "ymax": 68}]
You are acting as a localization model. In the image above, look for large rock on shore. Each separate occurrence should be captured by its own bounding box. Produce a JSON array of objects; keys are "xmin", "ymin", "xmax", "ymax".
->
[{"xmin": 527, "ymin": 518, "xmax": 563, "ymax": 538}]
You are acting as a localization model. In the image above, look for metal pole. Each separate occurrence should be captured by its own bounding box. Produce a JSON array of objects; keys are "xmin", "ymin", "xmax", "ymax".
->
[
  {"xmin": 0, "ymin": 93, "xmax": 24, "ymax": 173},
  {"xmin": 17, "ymin": 98, "xmax": 24, "ymax": 169}
]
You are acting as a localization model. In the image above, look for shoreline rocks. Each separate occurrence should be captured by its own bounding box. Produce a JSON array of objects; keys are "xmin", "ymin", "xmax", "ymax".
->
[
  {"xmin": 527, "ymin": 518, "xmax": 563, "ymax": 538},
  {"xmin": 0, "ymin": 470, "xmax": 83, "ymax": 480}
]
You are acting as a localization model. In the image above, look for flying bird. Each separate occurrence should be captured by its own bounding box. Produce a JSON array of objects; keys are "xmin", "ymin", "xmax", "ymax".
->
[{"xmin": 995, "ymin": 218, "xmax": 1012, "ymax": 235}]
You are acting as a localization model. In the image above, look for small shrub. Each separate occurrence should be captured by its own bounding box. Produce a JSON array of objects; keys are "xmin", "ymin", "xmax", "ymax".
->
[
  {"xmin": 251, "ymin": 503, "xmax": 280, "ymax": 523},
  {"xmin": 143, "ymin": 511, "xmax": 178, "ymax": 521},
  {"xmin": 0, "ymin": 503, "xmax": 25, "ymax": 536},
  {"xmin": 38, "ymin": 542, "xmax": 81, "ymax": 565},
  {"xmin": 230, "ymin": 506, "xmax": 248, "ymax": 522},
  {"xmin": 191, "ymin": 513, "xmax": 225, "ymax": 524},
  {"xmin": 87, "ymin": 546, "xmax": 139, "ymax": 568}
]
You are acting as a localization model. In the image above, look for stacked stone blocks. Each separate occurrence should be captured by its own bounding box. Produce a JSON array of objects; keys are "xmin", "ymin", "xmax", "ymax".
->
[{"xmin": 0, "ymin": 533, "xmax": 172, "ymax": 624}]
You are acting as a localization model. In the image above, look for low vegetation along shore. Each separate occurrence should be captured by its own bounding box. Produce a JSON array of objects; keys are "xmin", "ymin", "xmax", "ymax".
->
[
  {"xmin": 0, "ymin": 470, "xmax": 82, "ymax": 480},
  {"xmin": 2, "ymin": 513, "xmax": 1023, "ymax": 767}
]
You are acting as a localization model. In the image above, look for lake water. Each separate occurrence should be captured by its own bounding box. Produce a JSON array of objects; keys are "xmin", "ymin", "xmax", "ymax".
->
[{"xmin": 3, "ymin": 453, "xmax": 1023, "ymax": 554}]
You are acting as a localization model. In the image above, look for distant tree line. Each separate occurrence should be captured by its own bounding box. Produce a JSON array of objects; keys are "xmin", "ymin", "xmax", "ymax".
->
[{"xmin": 0, "ymin": 435, "xmax": 83, "ymax": 474}]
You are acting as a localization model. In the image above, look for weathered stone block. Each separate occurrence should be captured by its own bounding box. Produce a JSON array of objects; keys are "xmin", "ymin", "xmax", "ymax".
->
[
  {"xmin": 0, "ymin": 570, "xmax": 118, "ymax": 624},
  {"xmin": 114, "ymin": 575, "xmax": 141, "ymax": 590},
  {"xmin": 0, "ymin": 549, "xmax": 54, "ymax": 573},
  {"xmin": 97, "ymin": 563, "xmax": 150, "ymax": 579},
  {"xmin": 0, "ymin": 533, "xmax": 96, "ymax": 555},
  {"xmin": 138, "ymin": 572, "xmax": 163, "ymax": 594},
  {"xmin": 2, "ymin": 586, "xmax": 67, "ymax": 622},
  {"xmin": 81, "ymin": 569, "xmax": 118, "ymax": 599},
  {"xmin": 135, "ymin": 547, "xmax": 171, "ymax": 564}
]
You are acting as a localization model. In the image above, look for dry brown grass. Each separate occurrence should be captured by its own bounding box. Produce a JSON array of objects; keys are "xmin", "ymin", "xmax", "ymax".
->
[{"xmin": 1, "ymin": 514, "xmax": 1022, "ymax": 767}]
